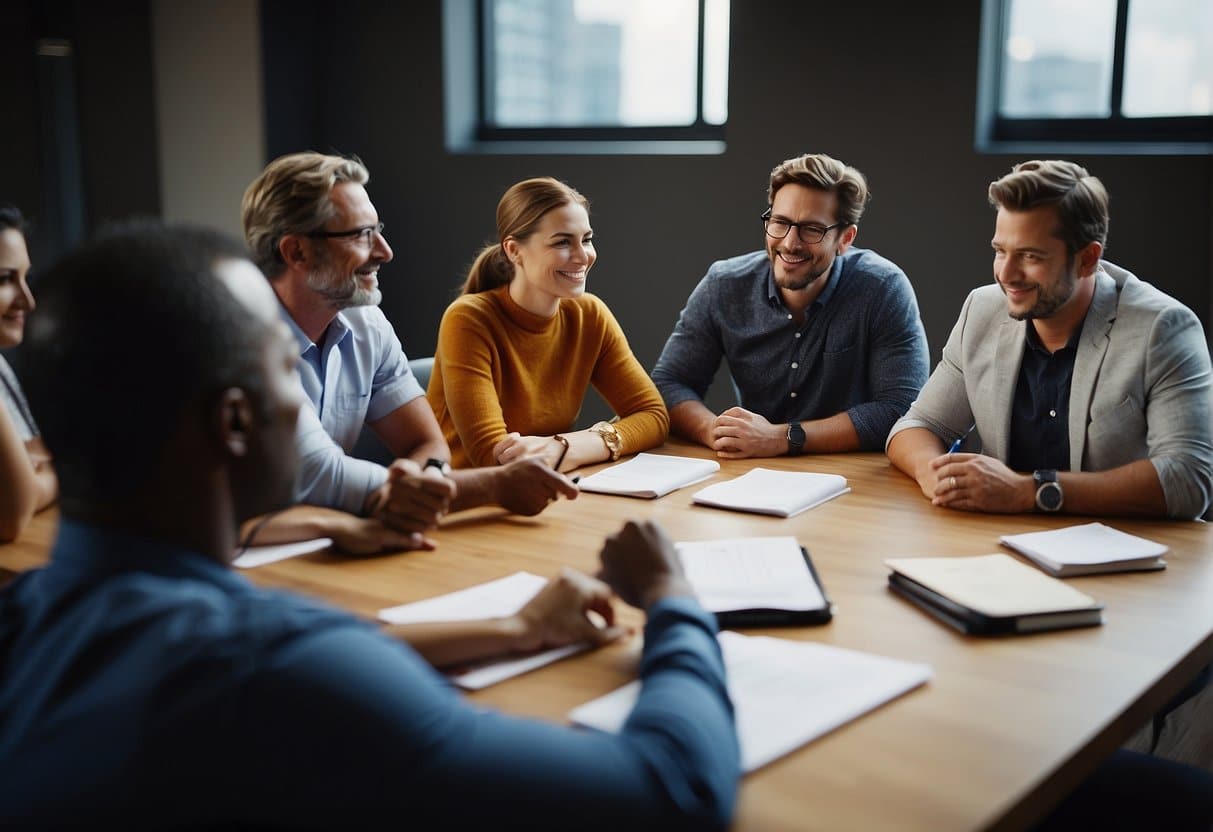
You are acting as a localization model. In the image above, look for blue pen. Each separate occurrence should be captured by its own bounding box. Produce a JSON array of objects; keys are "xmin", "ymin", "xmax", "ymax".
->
[{"xmin": 948, "ymin": 425, "xmax": 975, "ymax": 454}]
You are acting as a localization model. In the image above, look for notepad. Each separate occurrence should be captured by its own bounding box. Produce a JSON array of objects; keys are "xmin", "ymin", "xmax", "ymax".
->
[
  {"xmin": 885, "ymin": 554, "xmax": 1103, "ymax": 635},
  {"xmin": 233, "ymin": 537, "xmax": 333, "ymax": 569},
  {"xmin": 570, "ymin": 631, "xmax": 931, "ymax": 772},
  {"xmin": 691, "ymin": 468, "xmax": 849, "ymax": 517},
  {"xmin": 378, "ymin": 572, "xmax": 589, "ymax": 690},
  {"xmin": 676, "ymin": 536, "xmax": 832, "ymax": 626},
  {"xmin": 999, "ymin": 522, "xmax": 1168, "ymax": 577},
  {"xmin": 577, "ymin": 453, "xmax": 721, "ymax": 498}
]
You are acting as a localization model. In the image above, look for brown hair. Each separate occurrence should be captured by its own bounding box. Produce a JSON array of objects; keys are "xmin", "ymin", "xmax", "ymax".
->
[
  {"xmin": 462, "ymin": 177, "xmax": 589, "ymax": 294},
  {"xmin": 767, "ymin": 153, "xmax": 870, "ymax": 227},
  {"xmin": 987, "ymin": 160, "xmax": 1109, "ymax": 255},
  {"xmin": 241, "ymin": 152, "xmax": 369, "ymax": 277}
]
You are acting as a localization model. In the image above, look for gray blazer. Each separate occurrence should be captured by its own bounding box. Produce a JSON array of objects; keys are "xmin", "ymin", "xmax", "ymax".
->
[{"xmin": 887, "ymin": 262, "xmax": 1213, "ymax": 519}]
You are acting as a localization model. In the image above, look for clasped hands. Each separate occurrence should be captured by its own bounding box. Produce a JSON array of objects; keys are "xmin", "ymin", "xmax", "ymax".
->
[
  {"xmin": 493, "ymin": 432, "xmax": 565, "ymax": 469},
  {"xmin": 920, "ymin": 452, "xmax": 1035, "ymax": 513},
  {"xmin": 708, "ymin": 407, "xmax": 786, "ymax": 458},
  {"xmin": 508, "ymin": 519, "xmax": 694, "ymax": 654}
]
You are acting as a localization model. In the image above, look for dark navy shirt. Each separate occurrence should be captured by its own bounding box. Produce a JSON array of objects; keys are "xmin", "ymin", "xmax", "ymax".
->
[
  {"xmin": 652, "ymin": 249, "xmax": 929, "ymax": 450},
  {"xmin": 1007, "ymin": 324, "xmax": 1082, "ymax": 473},
  {"xmin": 0, "ymin": 520, "xmax": 738, "ymax": 829}
]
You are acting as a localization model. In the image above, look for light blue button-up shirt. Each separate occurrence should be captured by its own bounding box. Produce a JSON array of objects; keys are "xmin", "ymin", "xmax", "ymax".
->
[{"xmin": 283, "ymin": 303, "xmax": 425, "ymax": 514}]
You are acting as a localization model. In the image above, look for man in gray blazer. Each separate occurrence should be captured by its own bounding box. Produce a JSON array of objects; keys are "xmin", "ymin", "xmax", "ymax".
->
[{"xmin": 887, "ymin": 160, "xmax": 1212, "ymax": 519}]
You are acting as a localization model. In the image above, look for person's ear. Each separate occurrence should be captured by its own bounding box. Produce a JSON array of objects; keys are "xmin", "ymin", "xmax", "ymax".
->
[
  {"xmin": 277, "ymin": 234, "xmax": 310, "ymax": 270},
  {"xmin": 215, "ymin": 387, "xmax": 254, "ymax": 458},
  {"xmin": 1076, "ymin": 240, "xmax": 1103, "ymax": 278},
  {"xmin": 837, "ymin": 224, "xmax": 858, "ymax": 255},
  {"xmin": 502, "ymin": 237, "xmax": 522, "ymax": 267}
]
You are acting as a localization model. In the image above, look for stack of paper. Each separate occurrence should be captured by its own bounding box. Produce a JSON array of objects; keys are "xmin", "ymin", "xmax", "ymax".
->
[
  {"xmin": 570, "ymin": 631, "xmax": 931, "ymax": 772},
  {"xmin": 676, "ymin": 536, "xmax": 832, "ymax": 626},
  {"xmin": 885, "ymin": 554, "xmax": 1104, "ymax": 635},
  {"xmin": 378, "ymin": 572, "xmax": 588, "ymax": 690},
  {"xmin": 577, "ymin": 453, "xmax": 720, "ymax": 498},
  {"xmin": 999, "ymin": 522, "xmax": 1168, "ymax": 577},
  {"xmin": 692, "ymin": 468, "xmax": 849, "ymax": 517}
]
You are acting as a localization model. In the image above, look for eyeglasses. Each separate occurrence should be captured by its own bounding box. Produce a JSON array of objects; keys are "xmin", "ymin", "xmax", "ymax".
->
[
  {"xmin": 761, "ymin": 210, "xmax": 844, "ymax": 244},
  {"xmin": 306, "ymin": 222, "xmax": 385, "ymax": 245}
]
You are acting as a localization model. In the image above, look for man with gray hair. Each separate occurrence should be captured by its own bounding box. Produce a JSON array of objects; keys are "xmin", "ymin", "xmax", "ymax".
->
[
  {"xmin": 887, "ymin": 159, "xmax": 1213, "ymax": 519},
  {"xmin": 652, "ymin": 152, "xmax": 929, "ymax": 458},
  {"xmin": 242, "ymin": 153, "xmax": 576, "ymax": 542}
]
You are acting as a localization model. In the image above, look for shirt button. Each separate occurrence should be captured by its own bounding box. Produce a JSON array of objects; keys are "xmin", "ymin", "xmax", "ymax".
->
[
  {"xmin": 790, "ymin": 391, "xmax": 798, "ymax": 398},
  {"xmin": 791, "ymin": 362, "xmax": 799, "ymax": 369},
  {"xmin": 1049, "ymin": 409, "xmax": 1057, "ymax": 417},
  {"xmin": 794, "ymin": 332, "xmax": 802, "ymax": 339},
  {"xmin": 787, "ymin": 313, "xmax": 793, "ymax": 320}
]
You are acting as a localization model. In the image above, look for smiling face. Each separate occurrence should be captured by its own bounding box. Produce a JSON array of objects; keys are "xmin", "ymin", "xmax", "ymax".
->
[
  {"xmin": 306, "ymin": 182, "xmax": 393, "ymax": 309},
  {"xmin": 504, "ymin": 201, "xmax": 596, "ymax": 317},
  {"xmin": 0, "ymin": 227, "xmax": 34, "ymax": 347},
  {"xmin": 991, "ymin": 205, "xmax": 1094, "ymax": 322},
  {"xmin": 765, "ymin": 183, "xmax": 854, "ymax": 294}
]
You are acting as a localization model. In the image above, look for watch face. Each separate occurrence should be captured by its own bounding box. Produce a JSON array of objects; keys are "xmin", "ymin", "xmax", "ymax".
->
[{"xmin": 1037, "ymin": 481, "xmax": 1063, "ymax": 511}]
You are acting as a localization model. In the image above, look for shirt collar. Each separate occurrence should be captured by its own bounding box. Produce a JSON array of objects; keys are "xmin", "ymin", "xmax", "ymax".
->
[
  {"xmin": 276, "ymin": 300, "xmax": 351, "ymax": 359},
  {"xmin": 49, "ymin": 518, "xmax": 249, "ymax": 591},
  {"xmin": 1024, "ymin": 317, "xmax": 1085, "ymax": 357},
  {"xmin": 764, "ymin": 252, "xmax": 845, "ymax": 308}
]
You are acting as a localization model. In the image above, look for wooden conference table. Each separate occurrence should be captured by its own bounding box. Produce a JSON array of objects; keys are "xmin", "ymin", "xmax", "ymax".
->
[{"xmin": 2, "ymin": 443, "xmax": 1211, "ymax": 831}]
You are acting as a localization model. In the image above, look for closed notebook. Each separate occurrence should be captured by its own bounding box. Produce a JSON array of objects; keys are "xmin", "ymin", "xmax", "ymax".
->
[
  {"xmin": 885, "ymin": 553, "xmax": 1103, "ymax": 635},
  {"xmin": 999, "ymin": 522, "xmax": 1167, "ymax": 577},
  {"xmin": 577, "ymin": 453, "xmax": 721, "ymax": 499},
  {"xmin": 691, "ymin": 468, "xmax": 849, "ymax": 517},
  {"xmin": 676, "ymin": 536, "xmax": 832, "ymax": 626}
]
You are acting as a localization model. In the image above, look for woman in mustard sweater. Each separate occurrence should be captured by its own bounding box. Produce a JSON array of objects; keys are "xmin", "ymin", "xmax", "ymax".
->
[{"xmin": 428, "ymin": 177, "xmax": 668, "ymax": 470}]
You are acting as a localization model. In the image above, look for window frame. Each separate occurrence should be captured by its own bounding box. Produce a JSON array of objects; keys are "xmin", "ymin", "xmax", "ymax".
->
[
  {"xmin": 443, "ymin": 0, "xmax": 727, "ymax": 154},
  {"xmin": 975, "ymin": 0, "xmax": 1213, "ymax": 154}
]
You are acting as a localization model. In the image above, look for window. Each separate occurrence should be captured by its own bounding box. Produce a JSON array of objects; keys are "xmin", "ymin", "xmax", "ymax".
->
[
  {"xmin": 443, "ymin": 0, "xmax": 729, "ymax": 153},
  {"xmin": 976, "ymin": 0, "xmax": 1212, "ymax": 153}
]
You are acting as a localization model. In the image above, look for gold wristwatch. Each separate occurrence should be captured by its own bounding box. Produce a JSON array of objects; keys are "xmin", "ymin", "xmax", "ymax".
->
[{"xmin": 589, "ymin": 420, "xmax": 623, "ymax": 461}]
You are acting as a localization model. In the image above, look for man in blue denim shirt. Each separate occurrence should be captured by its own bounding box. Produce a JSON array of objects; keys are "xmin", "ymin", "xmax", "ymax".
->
[
  {"xmin": 0, "ymin": 224, "xmax": 739, "ymax": 829},
  {"xmin": 652, "ymin": 153, "xmax": 928, "ymax": 458}
]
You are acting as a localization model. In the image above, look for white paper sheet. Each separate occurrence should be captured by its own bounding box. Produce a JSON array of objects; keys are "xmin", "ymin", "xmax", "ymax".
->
[
  {"xmin": 692, "ymin": 468, "xmax": 849, "ymax": 517},
  {"xmin": 233, "ymin": 537, "xmax": 333, "ymax": 569},
  {"xmin": 676, "ymin": 536, "xmax": 825, "ymax": 613},
  {"xmin": 570, "ymin": 632, "xmax": 931, "ymax": 772},
  {"xmin": 577, "ymin": 453, "xmax": 721, "ymax": 498},
  {"xmin": 378, "ymin": 571, "xmax": 590, "ymax": 690}
]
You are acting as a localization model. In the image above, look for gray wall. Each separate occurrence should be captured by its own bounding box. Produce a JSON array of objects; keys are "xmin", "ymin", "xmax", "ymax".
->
[
  {"xmin": 3, "ymin": 1, "xmax": 1210, "ymax": 416},
  {"xmin": 261, "ymin": 0, "xmax": 1211, "ymax": 415}
]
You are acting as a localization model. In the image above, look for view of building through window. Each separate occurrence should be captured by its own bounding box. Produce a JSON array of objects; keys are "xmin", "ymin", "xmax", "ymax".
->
[
  {"xmin": 998, "ymin": 0, "xmax": 1211, "ymax": 119},
  {"xmin": 488, "ymin": 0, "xmax": 729, "ymax": 128}
]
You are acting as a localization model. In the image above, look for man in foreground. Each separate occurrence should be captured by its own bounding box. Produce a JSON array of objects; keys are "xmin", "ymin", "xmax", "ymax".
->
[
  {"xmin": 887, "ymin": 160, "xmax": 1212, "ymax": 518},
  {"xmin": 0, "ymin": 224, "xmax": 738, "ymax": 827},
  {"xmin": 651, "ymin": 152, "xmax": 928, "ymax": 458}
]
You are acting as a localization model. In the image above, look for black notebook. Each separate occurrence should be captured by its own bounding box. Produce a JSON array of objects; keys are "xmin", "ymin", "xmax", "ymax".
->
[
  {"xmin": 885, "ymin": 554, "xmax": 1103, "ymax": 636},
  {"xmin": 676, "ymin": 537, "xmax": 833, "ymax": 627}
]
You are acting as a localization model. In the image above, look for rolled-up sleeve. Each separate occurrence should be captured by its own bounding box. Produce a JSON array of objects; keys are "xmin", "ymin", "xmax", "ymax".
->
[{"xmin": 293, "ymin": 401, "xmax": 388, "ymax": 514}]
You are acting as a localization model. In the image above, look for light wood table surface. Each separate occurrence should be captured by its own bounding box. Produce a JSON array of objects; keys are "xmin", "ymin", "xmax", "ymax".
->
[{"xmin": 2, "ymin": 443, "xmax": 1211, "ymax": 831}]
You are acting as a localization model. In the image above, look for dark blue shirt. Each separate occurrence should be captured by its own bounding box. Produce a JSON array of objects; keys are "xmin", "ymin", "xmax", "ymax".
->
[
  {"xmin": 1007, "ymin": 324, "xmax": 1082, "ymax": 473},
  {"xmin": 652, "ymin": 249, "xmax": 929, "ymax": 450},
  {"xmin": 0, "ymin": 520, "xmax": 738, "ymax": 829}
]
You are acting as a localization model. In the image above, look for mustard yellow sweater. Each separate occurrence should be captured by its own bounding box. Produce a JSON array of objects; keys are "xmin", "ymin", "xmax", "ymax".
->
[{"xmin": 428, "ymin": 286, "xmax": 669, "ymax": 468}]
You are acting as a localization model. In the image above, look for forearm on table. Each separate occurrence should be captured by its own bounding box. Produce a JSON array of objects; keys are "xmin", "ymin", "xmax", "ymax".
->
[
  {"xmin": 886, "ymin": 427, "xmax": 947, "ymax": 483},
  {"xmin": 239, "ymin": 505, "xmax": 357, "ymax": 546},
  {"xmin": 668, "ymin": 399, "xmax": 717, "ymax": 447},
  {"xmin": 383, "ymin": 617, "xmax": 528, "ymax": 668},
  {"xmin": 1057, "ymin": 460, "xmax": 1169, "ymax": 517},
  {"xmin": 800, "ymin": 411, "xmax": 862, "ymax": 453}
]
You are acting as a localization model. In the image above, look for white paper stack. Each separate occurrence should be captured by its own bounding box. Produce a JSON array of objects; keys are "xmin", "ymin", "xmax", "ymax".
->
[
  {"xmin": 577, "ymin": 453, "xmax": 721, "ymax": 498},
  {"xmin": 692, "ymin": 468, "xmax": 849, "ymax": 517},
  {"xmin": 1000, "ymin": 522, "xmax": 1167, "ymax": 577}
]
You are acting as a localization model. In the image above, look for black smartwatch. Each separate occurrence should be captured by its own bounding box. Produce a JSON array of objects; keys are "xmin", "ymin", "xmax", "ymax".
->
[
  {"xmin": 424, "ymin": 458, "xmax": 451, "ymax": 476},
  {"xmin": 1033, "ymin": 469, "xmax": 1063, "ymax": 512},
  {"xmin": 786, "ymin": 422, "xmax": 806, "ymax": 456}
]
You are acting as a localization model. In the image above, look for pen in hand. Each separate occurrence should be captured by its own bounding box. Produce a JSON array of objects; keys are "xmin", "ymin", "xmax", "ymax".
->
[{"xmin": 947, "ymin": 425, "xmax": 975, "ymax": 454}]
